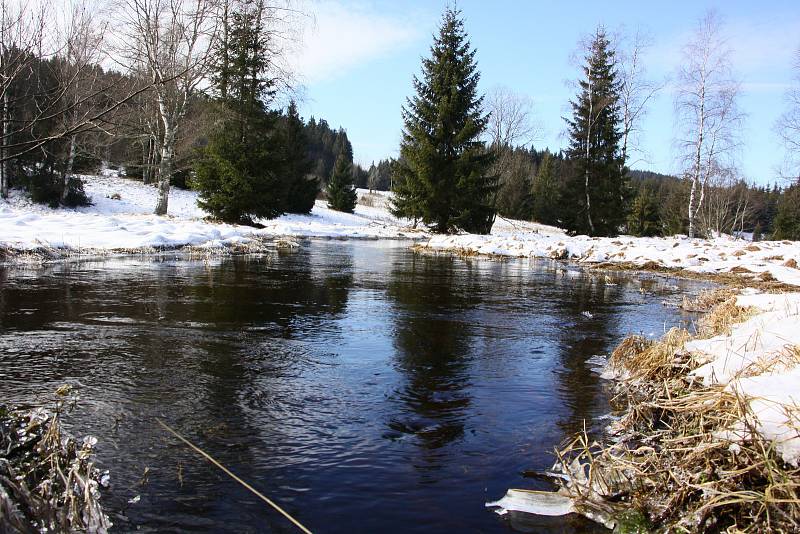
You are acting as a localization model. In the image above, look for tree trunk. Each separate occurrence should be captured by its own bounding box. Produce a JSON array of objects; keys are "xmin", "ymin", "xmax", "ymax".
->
[
  {"xmin": 584, "ymin": 65, "xmax": 595, "ymax": 236},
  {"xmin": 154, "ymin": 124, "xmax": 175, "ymax": 216},
  {"xmin": 687, "ymin": 86, "xmax": 706, "ymax": 239},
  {"xmin": 61, "ymin": 134, "xmax": 77, "ymax": 203},
  {"xmin": 0, "ymin": 91, "xmax": 8, "ymax": 199}
]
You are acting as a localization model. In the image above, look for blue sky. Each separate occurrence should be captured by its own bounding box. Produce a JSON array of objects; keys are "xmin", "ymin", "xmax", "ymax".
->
[{"xmin": 290, "ymin": 0, "xmax": 800, "ymax": 185}]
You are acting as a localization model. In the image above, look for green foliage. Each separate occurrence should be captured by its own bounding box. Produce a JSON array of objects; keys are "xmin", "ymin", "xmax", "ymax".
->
[
  {"xmin": 390, "ymin": 8, "xmax": 497, "ymax": 234},
  {"xmin": 627, "ymin": 187, "xmax": 661, "ymax": 236},
  {"xmin": 305, "ymin": 117, "xmax": 354, "ymax": 184},
  {"xmin": 193, "ymin": 113, "xmax": 284, "ymax": 223},
  {"xmin": 25, "ymin": 165, "xmax": 90, "ymax": 208},
  {"xmin": 531, "ymin": 151, "xmax": 561, "ymax": 225},
  {"xmin": 282, "ymin": 101, "xmax": 318, "ymax": 214},
  {"xmin": 192, "ymin": 3, "xmax": 284, "ymax": 224},
  {"xmin": 752, "ymin": 222, "xmax": 762, "ymax": 242},
  {"xmin": 772, "ymin": 183, "xmax": 800, "ymax": 240},
  {"xmin": 563, "ymin": 27, "xmax": 627, "ymax": 236},
  {"xmin": 327, "ymin": 154, "xmax": 357, "ymax": 213},
  {"xmin": 495, "ymin": 148, "xmax": 534, "ymax": 220}
]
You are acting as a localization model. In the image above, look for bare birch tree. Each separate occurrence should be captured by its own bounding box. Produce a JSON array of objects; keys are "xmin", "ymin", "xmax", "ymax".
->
[
  {"xmin": 56, "ymin": 0, "xmax": 109, "ymax": 202},
  {"xmin": 617, "ymin": 28, "xmax": 662, "ymax": 170},
  {"xmin": 775, "ymin": 46, "xmax": 800, "ymax": 181},
  {"xmin": 697, "ymin": 170, "xmax": 753, "ymax": 237},
  {"xmin": 118, "ymin": 0, "xmax": 218, "ymax": 215},
  {"xmin": 485, "ymin": 85, "xmax": 539, "ymax": 149},
  {"xmin": 674, "ymin": 11, "xmax": 743, "ymax": 238}
]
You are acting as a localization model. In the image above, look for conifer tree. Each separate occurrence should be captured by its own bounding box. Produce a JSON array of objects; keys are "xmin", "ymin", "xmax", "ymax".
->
[
  {"xmin": 390, "ymin": 8, "xmax": 497, "ymax": 234},
  {"xmin": 282, "ymin": 100, "xmax": 318, "ymax": 214},
  {"xmin": 531, "ymin": 151, "xmax": 560, "ymax": 225},
  {"xmin": 327, "ymin": 153, "xmax": 357, "ymax": 213},
  {"xmin": 772, "ymin": 183, "xmax": 800, "ymax": 240},
  {"xmin": 563, "ymin": 27, "xmax": 628, "ymax": 236},
  {"xmin": 193, "ymin": 1, "xmax": 283, "ymax": 224},
  {"xmin": 627, "ymin": 187, "xmax": 661, "ymax": 236}
]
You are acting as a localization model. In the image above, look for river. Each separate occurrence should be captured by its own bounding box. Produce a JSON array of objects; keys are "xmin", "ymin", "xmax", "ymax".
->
[{"xmin": 0, "ymin": 240, "xmax": 704, "ymax": 533}]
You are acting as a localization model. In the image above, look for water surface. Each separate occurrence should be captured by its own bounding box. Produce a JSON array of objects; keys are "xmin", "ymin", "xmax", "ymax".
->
[{"xmin": 0, "ymin": 241, "xmax": 704, "ymax": 533}]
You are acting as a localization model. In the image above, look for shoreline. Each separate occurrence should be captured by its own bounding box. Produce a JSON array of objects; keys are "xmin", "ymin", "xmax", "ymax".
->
[{"xmin": 489, "ymin": 287, "xmax": 800, "ymax": 532}]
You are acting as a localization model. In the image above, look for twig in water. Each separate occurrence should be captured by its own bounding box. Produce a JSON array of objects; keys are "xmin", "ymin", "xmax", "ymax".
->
[{"xmin": 156, "ymin": 418, "xmax": 312, "ymax": 534}]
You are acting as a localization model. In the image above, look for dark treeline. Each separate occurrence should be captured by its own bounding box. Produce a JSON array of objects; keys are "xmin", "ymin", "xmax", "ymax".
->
[{"xmin": 490, "ymin": 146, "xmax": 790, "ymax": 239}]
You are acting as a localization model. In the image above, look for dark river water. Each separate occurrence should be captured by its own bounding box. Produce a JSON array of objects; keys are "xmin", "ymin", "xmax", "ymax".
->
[{"xmin": 0, "ymin": 241, "xmax": 705, "ymax": 533}]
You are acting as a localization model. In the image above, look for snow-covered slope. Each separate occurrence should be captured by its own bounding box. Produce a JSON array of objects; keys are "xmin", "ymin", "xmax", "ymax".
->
[{"xmin": 0, "ymin": 176, "xmax": 424, "ymax": 252}]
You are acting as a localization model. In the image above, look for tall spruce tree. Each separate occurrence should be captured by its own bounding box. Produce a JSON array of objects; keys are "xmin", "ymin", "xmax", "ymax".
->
[
  {"xmin": 327, "ymin": 153, "xmax": 357, "ymax": 213},
  {"xmin": 193, "ymin": 1, "xmax": 284, "ymax": 224},
  {"xmin": 390, "ymin": 8, "xmax": 497, "ymax": 234},
  {"xmin": 563, "ymin": 28, "xmax": 628, "ymax": 236},
  {"xmin": 282, "ymin": 100, "xmax": 318, "ymax": 214}
]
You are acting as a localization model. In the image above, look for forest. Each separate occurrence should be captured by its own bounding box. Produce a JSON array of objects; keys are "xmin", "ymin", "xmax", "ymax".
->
[{"xmin": 0, "ymin": 0, "xmax": 798, "ymax": 239}]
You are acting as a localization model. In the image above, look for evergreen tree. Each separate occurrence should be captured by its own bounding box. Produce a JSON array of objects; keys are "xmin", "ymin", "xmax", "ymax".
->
[
  {"xmin": 495, "ymin": 147, "xmax": 534, "ymax": 220},
  {"xmin": 327, "ymin": 153, "xmax": 357, "ymax": 213},
  {"xmin": 531, "ymin": 151, "xmax": 560, "ymax": 225},
  {"xmin": 192, "ymin": 2, "xmax": 284, "ymax": 224},
  {"xmin": 282, "ymin": 100, "xmax": 318, "ymax": 214},
  {"xmin": 627, "ymin": 187, "xmax": 661, "ymax": 236},
  {"xmin": 563, "ymin": 27, "xmax": 627, "ymax": 236},
  {"xmin": 752, "ymin": 222, "xmax": 762, "ymax": 242},
  {"xmin": 772, "ymin": 183, "xmax": 800, "ymax": 240},
  {"xmin": 390, "ymin": 8, "xmax": 497, "ymax": 234}
]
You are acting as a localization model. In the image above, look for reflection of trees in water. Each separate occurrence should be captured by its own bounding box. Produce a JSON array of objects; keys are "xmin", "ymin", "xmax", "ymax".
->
[
  {"xmin": 386, "ymin": 254, "xmax": 482, "ymax": 452},
  {"xmin": 550, "ymin": 271, "xmax": 624, "ymax": 436},
  {"xmin": 0, "ymin": 252, "xmax": 356, "ymax": 530}
]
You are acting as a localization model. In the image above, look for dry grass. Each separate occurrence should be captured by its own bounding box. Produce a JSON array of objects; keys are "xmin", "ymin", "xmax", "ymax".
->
[
  {"xmin": 0, "ymin": 387, "xmax": 110, "ymax": 532},
  {"xmin": 552, "ymin": 298, "xmax": 800, "ymax": 532},
  {"xmin": 696, "ymin": 297, "xmax": 758, "ymax": 338},
  {"xmin": 357, "ymin": 192, "xmax": 381, "ymax": 208},
  {"xmin": 681, "ymin": 288, "xmax": 737, "ymax": 313}
]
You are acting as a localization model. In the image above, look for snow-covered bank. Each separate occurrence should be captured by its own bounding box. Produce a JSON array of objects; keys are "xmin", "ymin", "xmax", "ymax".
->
[
  {"xmin": 423, "ymin": 222, "xmax": 800, "ymax": 287},
  {"xmin": 0, "ymin": 176, "xmax": 425, "ymax": 255},
  {"xmin": 688, "ymin": 292, "xmax": 800, "ymax": 466}
]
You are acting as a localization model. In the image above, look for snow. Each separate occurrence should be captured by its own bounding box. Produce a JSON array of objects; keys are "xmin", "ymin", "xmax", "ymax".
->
[
  {"xmin": 422, "ymin": 225, "xmax": 800, "ymax": 287},
  {"xmin": 685, "ymin": 292, "xmax": 800, "ymax": 466},
  {"xmin": 0, "ymin": 176, "xmax": 425, "ymax": 253}
]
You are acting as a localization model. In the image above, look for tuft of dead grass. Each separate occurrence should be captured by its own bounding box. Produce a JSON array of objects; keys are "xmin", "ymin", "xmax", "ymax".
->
[
  {"xmin": 0, "ymin": 388, "xmax": 111, "ymax": 533},
  {"xmin": 550, "ymin": 296, "xmax": 800, "ymax": 532},
  {"xmin": 696, "ymin": 297, "xmax": 757, "ymax": 338}
]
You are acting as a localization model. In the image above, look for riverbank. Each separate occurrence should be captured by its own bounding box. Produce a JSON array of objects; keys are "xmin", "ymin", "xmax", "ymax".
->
[
  {"xmin": 420, "ymin": 229, "xmax": 800, "ymax": 288},
  {"xmin": 3, "ymin": 175, "xmax": 799, "ymax": 292},
  {"xmin": 490, "ymin": 288, "xmax": 800, "ymax": 532},
  {"xmin": 0, "ymin": 175, "xmax": 426, "ymax": 262}
]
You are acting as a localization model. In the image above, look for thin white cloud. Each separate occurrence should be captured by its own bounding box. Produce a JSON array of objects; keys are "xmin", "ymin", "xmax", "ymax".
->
[
  {"xmin": 644, "ymin": 10, "xmax": 800, "ymax": 88},
  {"xmin": 290, "ymin": 1, "xmax": 421, "ymax": 85}
]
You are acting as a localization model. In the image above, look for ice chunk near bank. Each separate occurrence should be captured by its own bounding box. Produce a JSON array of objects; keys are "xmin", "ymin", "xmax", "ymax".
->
[{"xmin": 486, "ymin": 489, "xmax": 575, "ymax": 517}]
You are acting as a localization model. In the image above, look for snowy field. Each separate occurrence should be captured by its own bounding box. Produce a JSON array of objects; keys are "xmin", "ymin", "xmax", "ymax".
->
[{"xmin": 0, "ymin": 175, "xmax": 425, "ymax": 253}]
